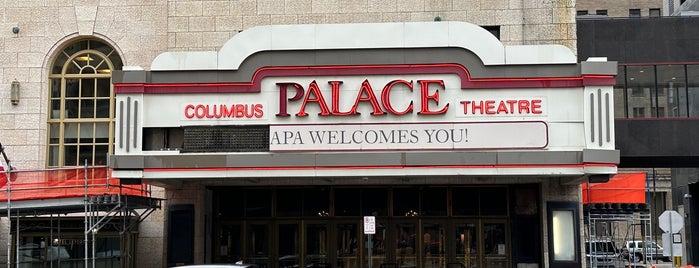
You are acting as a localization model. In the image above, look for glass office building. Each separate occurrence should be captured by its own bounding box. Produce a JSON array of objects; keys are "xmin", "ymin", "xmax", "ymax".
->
[
  {"xmin": 615, "ymin": 64, "xmax": 699, "ymax": 119},
  {"xmin": 578, "ymin": 16, "xmax": 699, "ymax": 264}
]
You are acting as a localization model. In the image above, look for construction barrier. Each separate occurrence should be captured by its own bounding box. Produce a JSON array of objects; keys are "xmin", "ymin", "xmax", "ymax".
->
[
  {"xmin": 0, "ymin": 166, "xmax": 149, "ymax": 201},
  {"xmin": 582, "ymin": 172, "xmax": 647, "ymax": 204}
]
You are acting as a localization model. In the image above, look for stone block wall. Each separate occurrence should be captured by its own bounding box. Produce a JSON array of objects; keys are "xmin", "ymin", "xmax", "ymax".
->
[{"xmin": 0, "ymin": 1, "xmax": 577, "ymax": 267}]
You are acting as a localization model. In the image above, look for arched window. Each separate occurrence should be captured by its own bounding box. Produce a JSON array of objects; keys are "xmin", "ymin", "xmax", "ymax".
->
[{"xmin": 47, "ymin": 39, "xmax": 123, "ymax": 167}]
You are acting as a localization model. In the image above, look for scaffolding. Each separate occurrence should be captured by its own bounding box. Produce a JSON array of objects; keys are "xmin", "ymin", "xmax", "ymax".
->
[
  {"xmin": 582, "ymin": 172, "xmax": 663, "ymax": 268},
  {"xmin": 0, "ymin": 142, "xmax": 161, "ymax": 268},
  {"xmin": 584, "ymin": 212, "xmax": 655, "ymax": 267}
]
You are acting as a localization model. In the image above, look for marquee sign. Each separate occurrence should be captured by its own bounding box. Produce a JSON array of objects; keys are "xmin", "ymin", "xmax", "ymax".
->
[
  {"xmin": 270, "ymin": 121, "xmax": 548, "ymax": 151},
  {"xmin": 111, "ymin": 22, "xmax": 619, "ymax": 174},
  {"xmin": 167, "ymin": 70, "xmax": 556, "ymax": 151},
  {"xmin": 122, "ymin": 63, "xmax": 586, "ymax": 152}
]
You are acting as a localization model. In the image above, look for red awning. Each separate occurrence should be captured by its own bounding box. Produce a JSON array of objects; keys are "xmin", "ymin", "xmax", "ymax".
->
[
  {"xmin": 0, "ymin": 166, "xmax": 149, "ymax": 202},
  {"xmin": 582, "ymin": 172, "xmax": 646, "ymax": 204}
]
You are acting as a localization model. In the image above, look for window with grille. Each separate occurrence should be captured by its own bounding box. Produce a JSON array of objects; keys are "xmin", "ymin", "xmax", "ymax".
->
[
  {"xmin": 181, "ymin": 126, "xmax": 269, "ymax": 153},
  {"xmin": 47, "ymin": 39, "xmax": 123, "ymax": 167}
]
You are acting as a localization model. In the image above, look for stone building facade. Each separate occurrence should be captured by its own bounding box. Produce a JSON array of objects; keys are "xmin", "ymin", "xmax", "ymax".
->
[{"xmin": 0, "ymin": 1, "xmax": 581, "ymax": 268}]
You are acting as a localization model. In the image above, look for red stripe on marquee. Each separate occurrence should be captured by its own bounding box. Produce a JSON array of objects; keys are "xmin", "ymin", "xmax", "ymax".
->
[
  {"xmin": 141, "ymin": 163, "xmax": 617, "ymax": 172},
  {"xmin": 114, "ymin": 64, "xmax": 616, "ymax": 94}
]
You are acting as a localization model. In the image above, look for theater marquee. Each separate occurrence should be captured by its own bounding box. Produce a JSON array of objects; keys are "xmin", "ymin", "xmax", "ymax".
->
[
  {"xmin": 173, "ymin": 71, "xmax": 554, "ymax": 151},
  {"xmin": 111, "ymin": 21, "xmax": 619, "ymax": 178}
]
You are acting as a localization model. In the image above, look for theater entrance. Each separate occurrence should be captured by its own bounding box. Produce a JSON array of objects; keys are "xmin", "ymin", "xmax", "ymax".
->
[
  {"xmin": 208, "ymin": 185, "xmax": 534, "ymax": 268},
  {"xmin": 214, "ymin": 219, "xmax": 508, "ymax": 268}
]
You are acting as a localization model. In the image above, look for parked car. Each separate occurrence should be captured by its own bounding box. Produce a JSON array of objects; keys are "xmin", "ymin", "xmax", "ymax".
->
[
  {"xmin": 173, "ymin": 264, "xmax": 258, "ymax": 268},
  {"xmin": 169, "ymin": 265, "xmax": 258, "ymax": 268},
  {"xmin": 621, "ymin": 240, "xmax": 670, "ymax": 262},
  {"xmin": 585, "ymin": 240, "xmax": 623, "ymax": 268},
  {"xmin": 170, "ymin": 261, "xmax": 259, "ymax": 268}
]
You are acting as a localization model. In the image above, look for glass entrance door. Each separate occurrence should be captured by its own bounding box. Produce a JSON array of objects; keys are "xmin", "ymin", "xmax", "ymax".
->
[
  {"xmin": 395, "ymin": 222, "xmax": 418, "ymax": 268},
  {"xmin": 453, "ymin": 221, "xmax": 509, "ymax": 268},
  {"xmin": 364, "ymin": 220, "xmax": 387, "ymax": 268},
  {"xmin": 306, "ymin": 222, "xmax": 330, "ymax": 267},
  {"xmin": 482, "ymin": 222, "xmax": 508, "ymax": 268},
  {"xmin": 455, "ymin": 222, "xmax": 478, "ymax": 268},
  {"xmin": 422, "ymin": 222, "xmax": 446, "ymax": 268},
  {"xmin": 248, "ymin": 222, "xmax": 271, "ymax": 268},
  {"xmin": 337, "ymin": 223, "xmax": 359, "ymax": 268},
  {"xmin": 215, "ymin": 222, "xmax": 242, "ymax": 263},
  {"xmin": 277, "ymin": 223, "xmax": 300, "ymax": 268}
]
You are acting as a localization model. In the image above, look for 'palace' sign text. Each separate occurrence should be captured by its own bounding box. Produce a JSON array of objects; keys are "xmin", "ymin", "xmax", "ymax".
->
[{"xmin": 276, "ymin": 79, "xmax": 449, "ymax": 117}]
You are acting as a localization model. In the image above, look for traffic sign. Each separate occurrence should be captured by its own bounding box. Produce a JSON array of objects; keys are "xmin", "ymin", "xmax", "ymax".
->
[
  {"xmin": 364, "ymin": 216, "xmax": 376, "ymax": 234},
  {"xmin": 659, "ymin": 210, "xmax": 684, "ymax": 233}
]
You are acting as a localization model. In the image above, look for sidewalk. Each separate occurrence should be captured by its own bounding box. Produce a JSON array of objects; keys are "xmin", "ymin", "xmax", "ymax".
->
[{"xmin": 624, "ymin": 262, "xmax": 683, "ymax": 268}]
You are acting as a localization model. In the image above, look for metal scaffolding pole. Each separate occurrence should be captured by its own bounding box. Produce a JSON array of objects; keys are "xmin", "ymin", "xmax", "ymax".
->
[
  {"xmin": 14, "ymin": 211, "xmax": 18, "ymax": 267},
  {"xmin": 84, "ymin": 161, "xmax": 89, "ymax": 268},
  {"xmin": 1, "ymin": 142, "xmax": 14, "ymax": 268},
  {"xmin": 5, "ymin": 175, "xmax": 8, "ymax": 268}
]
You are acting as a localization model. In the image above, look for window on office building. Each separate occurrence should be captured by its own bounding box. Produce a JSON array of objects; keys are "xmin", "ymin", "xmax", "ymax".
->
[
  {"xmin": 689, "ymin": 65, "xmax": 699, "ymax": 117},
  {"xmin": 577, "ymin": 10, "xmax": 589, "ymax": 16},
  {"xmin": 614, "ymin": 66, "xmax": 627, "ymax": 118},
  {"xmin": 657, "ymin": 65, "xmax": 687, "ymax": 117},
  {"xmin": 596, "ymin": 10, "xmax": 608, "ymax": 16},
  {"xmin": 629, "ymin": 9, "xmax": 641, "ymax": 17},
  {"xmin": 47, "ymin": 39, "xmax": 123, "ymax": 167},
  {"xmin": 626, "ymin": 65, "xmax": 655, "ymax": 118},
  {"xmin": 632, "ymin": 107, "xmax": 646, "ymax": 118},
  {"xmin": 649, "ymin": 8, "xmax": 661, "ymax": 17}
]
